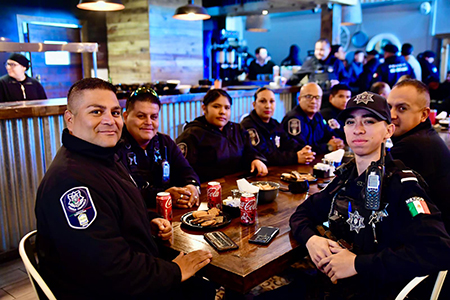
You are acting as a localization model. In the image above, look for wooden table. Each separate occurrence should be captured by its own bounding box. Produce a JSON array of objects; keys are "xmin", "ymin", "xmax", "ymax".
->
[{"xmin": 169, "ymin": 163, "xmax": 324, "ymax": 294}]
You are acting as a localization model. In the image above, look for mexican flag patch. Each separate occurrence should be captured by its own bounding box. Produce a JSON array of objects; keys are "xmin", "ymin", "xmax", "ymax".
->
[{"xmin": 406, "ymin": 197, "xmax": 430, "ymax": 217}]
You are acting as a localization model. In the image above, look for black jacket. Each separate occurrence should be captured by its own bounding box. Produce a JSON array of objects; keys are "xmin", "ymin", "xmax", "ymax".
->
[
  {"xmin": 391, "ymin": 119, "xmax": 450, "ymax": 232},
  {"xmin": 373, "ymin": 55, "xmax": 415, "ymax": 88},
  {"xmin": 356, "ymin": 58, "xmax": 380, "ymax": 93},
  {"xmin": 0, "ymin": 74, "xmax": 47, "ymax": 102},
  {"xmin": 420, "ymin": 59, "xmax": 440, "ymax": 84},
  {"xmin": 281, "ymin": 105, "xmax": 335, "ymax": 154},
  {"xmin": 290, "ymin": 155, "xmax": 450, "ymax": 299},
  {"xmin": 248, "ymin": 60, "xmax": 276, "ymax": 80},
  {"xmin": 36, "ymin": 129, "xmax": 181, "ymax": 300},
  {"xmin": 117, "ymin": 126, "xmax": 200, "ymax": 208},
  {"xmin": 176, "ymin": 116, "xmax": 266, "ymax": 182},
  {"xmin": 240, "ymin": 110, "xmax": 305, "ymax": 165},
  {"xmin": 320, "ymin": 105, "xmax": 345, "ymax": 140}
]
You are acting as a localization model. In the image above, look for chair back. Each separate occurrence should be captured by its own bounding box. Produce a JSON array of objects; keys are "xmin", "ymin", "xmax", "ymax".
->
[
  {"xmin": 395, "ymin": 270, "xmax": 448, "ymax": 300},
  {"xmin": 19, "ymin": 230, "xmax": 56, "ymax": 300}
]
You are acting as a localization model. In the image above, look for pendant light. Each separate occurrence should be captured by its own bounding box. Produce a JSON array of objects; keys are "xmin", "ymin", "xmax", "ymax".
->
[
  {"xmin": 341, "ymin": 0, "xmax": 362, "ymax": 26},
  {"xmin": 173, "ymin": 0, "xmax": 211, "ymax": 21},
  {"xmin": 77, "ymin": 0, "xmax": 125, "ymax": 11},
  {"xmin": 246, "ymin": 14, "xmax": 270, "ymax": 32}
]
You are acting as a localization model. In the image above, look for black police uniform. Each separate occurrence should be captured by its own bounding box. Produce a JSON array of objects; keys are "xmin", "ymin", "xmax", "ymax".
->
[
  {"xmin": 391, "ymin": 118, "xmax": 450, "ymax": 232},
  {"xmin": 35, "ymin": 129, "xmax": 195, "ymax": 300},
  {"xmin": 117, "ymin": 126, "xmax": 200, "ymax": 208},
  {"xmin": 281, "ymin": 105, "xmax": 335, "ymax": 154},
  {"xmin": 372, "ymin": 55, "xmax": 415, "ymax": 88},
  {"xmin": 355, "ymin": 57, "xmax": 380, "ymax": 93},
  {"xmin": 290, "ymin": 155, "xmax": 450, "ymax": 299},
  {"xmin": 320, "ymin": 105, "xmax": 345, "ymax": 140},
  {"xmin": 248, "ymin": 59, "xmax": 276, "ymax": 80},
  {"xmin": 287, "ymin": 55, "xmax": 349, "ymax": 87},
  {"xmin": 240, "ymin": 110, "xmax": 305, "ymax": 166},
  {"xmin": 347, "ymin": 61, "xmax": 363, "ymax": 86},
  {"xmin": 0, "ymin": 74, "xmax": 47, "ymax": 102},
  {"xmin": 176, "ymin": 115, "xmax": 266, "ymax": 183},
  {"xmin": 420, "ymin": 59, "xmax": 440, "ymax": 85}
]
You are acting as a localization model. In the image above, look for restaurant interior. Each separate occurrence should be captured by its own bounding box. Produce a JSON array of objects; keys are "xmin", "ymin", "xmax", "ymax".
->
[{"xmin": 1, "ymin": 0, "xmax": 450, "ymax": 299}]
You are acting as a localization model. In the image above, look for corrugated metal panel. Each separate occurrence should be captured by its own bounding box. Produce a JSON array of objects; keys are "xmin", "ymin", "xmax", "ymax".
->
[{"xmin": 0, "ymin": 92, "xmax": 296, "ymax": 253}]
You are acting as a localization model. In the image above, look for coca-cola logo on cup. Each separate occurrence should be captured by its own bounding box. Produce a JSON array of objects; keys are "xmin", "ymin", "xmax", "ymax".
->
[
  {"xmin": 165, "ymin": 200, "xmax": 172, "ymax": 209},
  {"xmin": 208, "ymin": 188, "xmax": 220, "ymax": 198},
  {"xmin": 241, "ymin": 200, "xmax": 256, "ymax": 211}
]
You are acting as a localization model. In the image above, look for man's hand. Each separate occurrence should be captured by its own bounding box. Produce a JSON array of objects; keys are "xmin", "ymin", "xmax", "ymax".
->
[
  {"xmin": 250, "ymin": 159, "xmax": 268, "ymax": 177},
  {"xmin": 318, "ymin": 247, "xmax": 357, "ymax": 282},
  {"xmin": 327, "ymin": 136, "xmax": 345, "ymax": 151},
  {"xmin": 150, "ymin": 218, "xmax": 172, "ymax": 241},
  {"xmin": 166, "ymin": 187, "xmax": 193, "ymax": 209},
  {"xmin": 185, "ymin": 184, "xmax": 200, "ymax": 207},
  {"xmin": 297, "ymin": 145, "xmax": 316, "ymax": 164},
  {"xmin": 173, "ymin": 250, "xmax": 212, "ymax": 282},
  {"xmin": 306, "ymin": 235, "xmax": 340, "ymax": 270}
]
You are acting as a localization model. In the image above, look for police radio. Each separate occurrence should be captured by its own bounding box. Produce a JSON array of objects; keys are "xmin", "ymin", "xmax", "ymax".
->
[
  {"xmin": 161, "ymin": 146, "xmax": 170, "ymax": 184},
  {"xmin": 364, "ymin": 143, "xmax": 385, "ymax": 211}
]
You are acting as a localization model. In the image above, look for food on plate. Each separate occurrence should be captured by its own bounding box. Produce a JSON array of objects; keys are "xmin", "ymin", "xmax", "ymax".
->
[
  {"xmin": 191, "ymin": 207, "xmax": 223, "ymax": 227},
  {"xmin": 281, "ymin": 171, "xmax": 316, "ymax": 182}
]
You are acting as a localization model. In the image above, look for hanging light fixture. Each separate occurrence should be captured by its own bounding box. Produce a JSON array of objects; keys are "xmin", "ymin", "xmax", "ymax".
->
[
  {"xmin": 77, "ymin": 0, "xmax": 125, "ymax": 11},
  {"xmin": 245, "ymin": 14, "xmax": 270, "ymax": 32},
  {"xmin": 173, "ymin": 0, "xmax": 211, "ymax": 21},
  {"xmin": 341, "ymin": 0, "xmax": 362, "ymax": 26}
]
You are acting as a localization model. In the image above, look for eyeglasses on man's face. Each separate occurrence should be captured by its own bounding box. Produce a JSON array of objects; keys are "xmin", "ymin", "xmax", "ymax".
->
[{"xmin": 301, "ymin": 94, "xmax": 321, "ymax": 101}]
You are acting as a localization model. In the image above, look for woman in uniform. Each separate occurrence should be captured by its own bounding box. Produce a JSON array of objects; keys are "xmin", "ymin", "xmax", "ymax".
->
[{"xmin": 176, "ymin": 89, "xmax": 268, "ymax": 183}]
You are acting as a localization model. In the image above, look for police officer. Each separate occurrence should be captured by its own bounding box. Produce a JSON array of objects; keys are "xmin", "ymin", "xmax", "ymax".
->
[
  {"xmin": 419, "ymin": 50, "xmax": 440, "ymax": 85},
  {"xmin": 281, "ymin": 82, "xmax": 345, "ymax": 154},
  {"xmin": 320, "ymin": 84, "xmax": 352, "ymax": 140},
  {"xmin": 241, "ymin": 87, "xmax": 315, "ymax": 165},
  {"xmin": 176, "ymin": 89, "xmax": 268, "ymax": 183},
  {"xmin": 0, "ymin": 53, "xmax": 47, "ymax": 102},
  {"xmin": 35, "ymin": 78, "xmax": 214, "ymax": 300},
  {"xmin": 290, "ymin": 91, "xmax": 450, "ymax": 299},
  {"xmin": 248, "ymin": 47, "xmax": 276, "ymax": 80},
  {"xmin": 287, "ymin": 38, "xmax": 348, "ymax": 88},
  {"xmin": 355, "ymin": 50, "xmax": 380, "ymax": 94},
  {"xmin": 117, "ymin": 87, "xmax": 200, "ymax": 209},
  {"xmin": 372, "ymin": 44, "xmax": 415, "ymax": 88},
  {"xmin": 388, "ymin": 79, "xmax": 450, "ymax": 233},
  {"xmin": 347, "ymin": 50, "xmax": 365, "ymax": 87}
]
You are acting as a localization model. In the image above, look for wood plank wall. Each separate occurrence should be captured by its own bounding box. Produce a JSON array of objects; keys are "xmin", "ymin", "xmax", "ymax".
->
[{"xmin": 106, "ymin": 0, "xmax": 204, "ymax": 86}]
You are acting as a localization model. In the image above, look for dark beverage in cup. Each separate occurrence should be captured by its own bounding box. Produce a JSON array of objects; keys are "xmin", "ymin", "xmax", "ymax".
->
[
  {"xmin": 207, "ymin": 181, "xmax": 222, "ymax": 210},
  {"xmin": 156, "ymin": 192, "xmax": 172, "ymax": 221},
  {"xmin": 240, "ymin": 193, "xmax": 256, "ymax": 225}
]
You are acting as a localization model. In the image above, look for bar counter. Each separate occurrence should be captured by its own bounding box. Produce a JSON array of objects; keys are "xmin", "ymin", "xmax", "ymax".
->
[{"xmin": 0, "ymin": 86, "xmax": 300, "ymax": 257}]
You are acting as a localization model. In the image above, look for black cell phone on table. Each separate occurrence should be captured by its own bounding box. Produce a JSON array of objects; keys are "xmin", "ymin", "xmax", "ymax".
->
[{"xmin": 249, "ymin": 226, "xmax": 280, "ymax": 244}]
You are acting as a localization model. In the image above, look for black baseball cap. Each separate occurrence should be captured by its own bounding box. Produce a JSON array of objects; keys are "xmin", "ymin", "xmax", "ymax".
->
[
  {"xmin": 383, "ymin": 44, "xmax": 399, "ymax": 54},
  {"xmin": 338, "ymin": 92, "xmax": 391, "ymax": 124},
  {"xmin": 423, "ymin": 50, "xmax": 436, "ymax": 58}
]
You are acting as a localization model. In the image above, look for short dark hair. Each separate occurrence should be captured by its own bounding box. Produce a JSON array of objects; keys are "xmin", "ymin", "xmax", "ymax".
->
[
  {"xmin": 393, "ymin": 79, "xmax": 430, "ymax": 107},
  {"xmin": 255, "ymin": 47, "xmax": 266, "ymax": 55},
  {"xmin": 370, "ymin": 82, "xmax": 390, "ymax": 95},
  {"xmin": 67, "ymin": 78, "xmax": 116, "ymax": 111},
  {"xmin": 126, "ymin": 87, "xmax": 161, "ymax": 112},
  {"xmin": 354, "ymin": 50, "xmax": 364, "ymax": 56},
  {"xmin": 401, "ymin": 43, "xmax": 413, "ymax": 56},
  {"xmin": 203, "ymin": 89, "xmax": 232, "ymax": 106},
  {"xmin": 316, "ymin": 38, "xmax": 330, "ymax": 47},
  {"xmin": 330, "ymin": 84, "xmax": 351, "ymax": 97},
  {"xmin": 253, "ymin": 87, "xmax": 273, "ymax": 102}
]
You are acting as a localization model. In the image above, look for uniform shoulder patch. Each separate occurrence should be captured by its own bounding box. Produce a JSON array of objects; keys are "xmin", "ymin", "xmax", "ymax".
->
[
  {"xmin": 177, "ymin": 142, "xmax": 187, "ymax": 157},
  {"xmin": 405, "ymin": 196, "xmax": 430, "ymax": 217},
  {"xmin": 327, "ymin": 118, "xmax": 341, "ymax": 130},
  {"xmin": 247, "ymin": 128, "xmax": 260, "ymax": 146},
  {"xmin": 60, "ymin": 187, "xmax": 97, "ymax": 229},
  {"xmin": 399, "ymin": 170, "xmax": 418, "ymax": 183},
  {"xmin": 288, "ymin": 118, "xmax": 301, "ymax": 136}
]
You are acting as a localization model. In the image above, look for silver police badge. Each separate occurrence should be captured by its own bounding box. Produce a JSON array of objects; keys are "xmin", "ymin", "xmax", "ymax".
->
[
  {"xmin": 327, "ymin": 118, "xmax": 341, "ymax": 130},
  {"xmin": 275, "ymin": 135, "xmax": 281, "ymax": 148},
  {"xmin": 347, "ymin": 210, "xmax": 365, "ymax": 233},
  {"xmin": 247, "ymin": 128, "xmax": 260, "ymax": 146},
  {"xmin": 354, "ymin": 92, "xmax": 374, "ymax": 105},
  {"xmin": 288, "ymin": 119, "xmax": 301, "ymax": 136}
]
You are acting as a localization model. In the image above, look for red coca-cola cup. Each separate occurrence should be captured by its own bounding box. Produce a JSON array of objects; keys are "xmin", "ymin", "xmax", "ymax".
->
[
  {"xmin": 240, "ymin": 193, "xmax": 257, "ymax": 225},
  {"xmin": 207, "ymin": 181, "xmax": 222, "ymax": 210},
  {"xmin": 156, "ymin": 192, "xmax": 172, "ymax": 221}
]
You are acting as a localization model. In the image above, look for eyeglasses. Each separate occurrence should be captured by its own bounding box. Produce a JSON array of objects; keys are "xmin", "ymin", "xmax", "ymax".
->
[
  {"xmin": 5, "ymin": 62, "xmax": 20, "ymax": 68},
  {"xmin": 301, "ymin": 94, "xmax": 321, "ymax": 101},
  {"xmin": 129, "ymin": 87, "xmax": 159, "ymax": 99}
]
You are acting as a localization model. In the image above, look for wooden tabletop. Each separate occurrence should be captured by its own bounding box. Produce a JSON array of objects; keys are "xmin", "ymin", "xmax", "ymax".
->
[{"xmin": 169, "ymin": 163, "xmax": 324, "ymax": 294}]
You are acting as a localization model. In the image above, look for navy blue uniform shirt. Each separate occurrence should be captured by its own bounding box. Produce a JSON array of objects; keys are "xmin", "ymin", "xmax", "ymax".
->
[{"xmin": 373, "ymin": 55, "xmax": 415, "ymax": 87}]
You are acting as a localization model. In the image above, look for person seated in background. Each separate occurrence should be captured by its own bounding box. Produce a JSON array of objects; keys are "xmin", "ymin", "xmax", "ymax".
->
[
  {"xmin": 248, "ymin": 47, "xmax": 276, "ymax": 80},
  {"xmin": 372, "ymin": 44, "xmax": 415, "ymax": 88},
  {"xmin": 388, "ymin": 79, "xmax": 450, "ymax": 232},
  {"xmin": 355, "ymin": 49, "xmax": 380, "ymax": 94},
  {"xmin": 320, "ymin": 84, "xmax": 352, "ymax": 140},
  {"xmin": 401, "ymin": 43, "xmax": 422, "ymax": 81},
  {"xmin": 419, "ymin": 50, "xmax": 440, "ymax": 85},
  {"xmin": 35, "ymin": 78, "xmax": 215, "ymax": 300},
  {"xmin": 289, "ymin": 91, "xmax": 450, "ymax": 299},
  {"xmin": 117, "ymin": 87, "xmax": 201, "ymax": 209},
  {"xmin": 176, "ymin": 89, "xmax": 268, "ymax": 183},
  {"xmin": 370, "ymin": 81, "xmax": 391, "ymax": 98},
  {"xmin": 347, "ymin": 51, "xmax": 365, "ymax": 87},
  {"xmin": 287, "ymin": 38, "xmax": 348, "ymax": 86},
  {"xmin": 0, "ymin": 53, "xmax": 47, "ymax": 102},
  {"xmin": 281, "ymin": 44, "xmax": 303, "ymax": 67},
  {"xmin": 331, "ymin": 44, "xmax": 347, "ymax": 66},
  {"xmin": 281, "ymin": 82, "xmax": 344, "ymax": 154},
  {"xmin": 241, "ymin": 87, "xmax": 315, "ymax": 166}
]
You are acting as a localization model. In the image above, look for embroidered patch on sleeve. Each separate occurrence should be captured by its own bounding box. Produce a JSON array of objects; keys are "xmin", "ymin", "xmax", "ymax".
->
[
  {"xmin": 247, "ymin": 128, "xmax": 260, "ymax": 146},
  {"xmin": 60, "ymin": 187, "xmax": 97, "ymax": 229},
  {"xmin": 406, "ymin": 197, "xmax": 430, "ymax": 217},
  {"xmin": 288, "ymin": 119, "xmax": 301, "ymax": 136},
  {"xmin": 327, "ymin": 118, "xmax": 341, "ymax": 129},
  {"xmin": 177, "ymin": 142, "xmax": 187, "ymax": 157}
]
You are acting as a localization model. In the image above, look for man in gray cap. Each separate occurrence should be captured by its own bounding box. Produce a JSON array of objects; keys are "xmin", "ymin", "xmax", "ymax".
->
[
  {"xmin": 372, "ymin": 44, "xmax": 415, "ymax": 88},
  {"xmin": 0, "ymin": 53, "xmax": 47, "ymax": 102}
]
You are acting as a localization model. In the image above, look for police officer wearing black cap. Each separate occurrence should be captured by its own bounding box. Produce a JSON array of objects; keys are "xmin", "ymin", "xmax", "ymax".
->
[
  {"xmin": 0, "ymin": 53, "xmax": 47, "ymax": 102},
  {"xmin": 117, "ymin": 87, "xmax": 201, "ymax": 209},
  {"xmin": 419, "ymin": 50, "xmax": 440, "ymax": 85},
  {"xmin": 290, "ymin": 91, "xmax": 450, "ymax": 299},
  {"xmin": 373, "ymin": 44, "xmax": 415, "ymax": 88},
  {"xmin": 355, "ymin": 50, "xmax": 380, "ymax": 94}
]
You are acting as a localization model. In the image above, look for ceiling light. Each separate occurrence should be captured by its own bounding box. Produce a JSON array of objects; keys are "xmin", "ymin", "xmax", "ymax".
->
[
  {"xmin": 262, "ymin": 10, "xmax": 269, "ymax": 15},
  {"xmin": 77, "ymin": 0, "xmax": 125, "ymax": 11},
  {"xmin": 173, "ymin": 0, "xmax": 211, "ymax": 21},
  {"xmin": 246, "ymin": 15, "xmax": 271, "ymax": 32}
]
